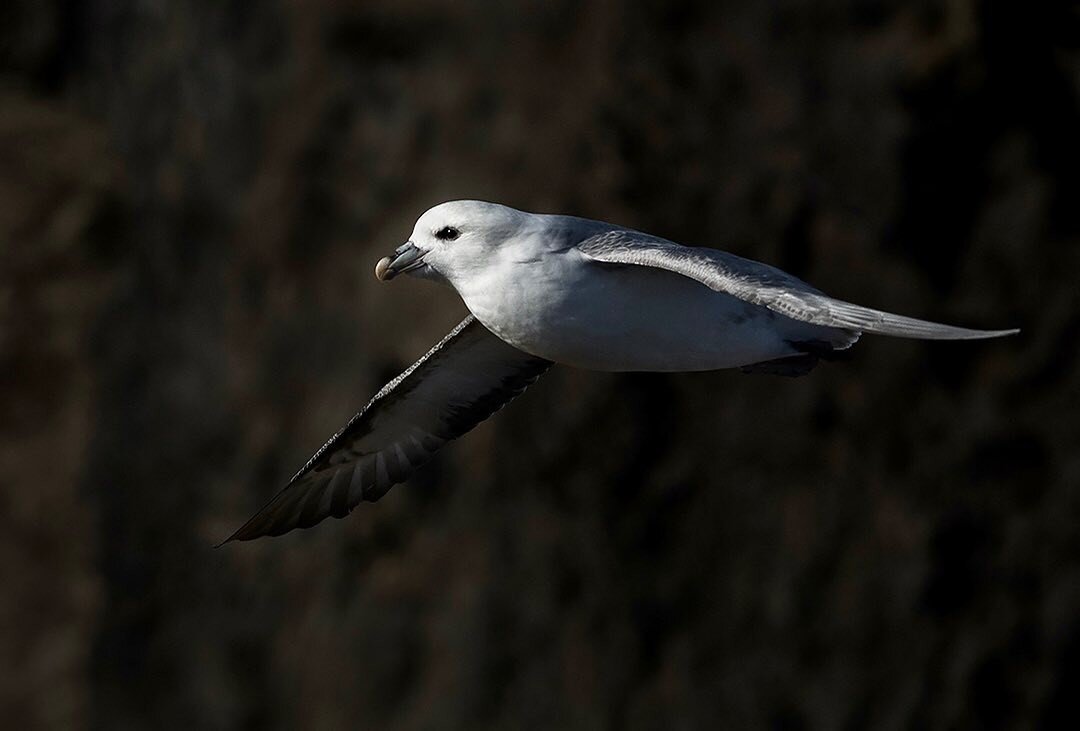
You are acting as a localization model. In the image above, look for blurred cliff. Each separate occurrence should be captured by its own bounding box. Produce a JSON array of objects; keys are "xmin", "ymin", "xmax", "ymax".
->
[{"xmin": 2, "ymin": 1, "xmax": 1078, "ymax": 728}]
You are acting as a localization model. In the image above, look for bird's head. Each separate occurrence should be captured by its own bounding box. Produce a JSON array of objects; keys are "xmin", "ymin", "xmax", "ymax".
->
[{"xmin": 374, "ymin": 200, "xmax": 530, "ymax": 286}]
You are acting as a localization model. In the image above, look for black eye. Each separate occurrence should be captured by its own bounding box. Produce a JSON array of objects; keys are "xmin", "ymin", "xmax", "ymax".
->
[{"xmin": 434, "ymin": 226, "xmax": 460, "ymax": 241}]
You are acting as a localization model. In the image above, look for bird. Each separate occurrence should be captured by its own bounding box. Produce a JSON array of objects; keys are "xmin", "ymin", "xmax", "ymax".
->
[{"xmin": 224, "ymin": 200, "xmax": 1017, "ymax": 542}]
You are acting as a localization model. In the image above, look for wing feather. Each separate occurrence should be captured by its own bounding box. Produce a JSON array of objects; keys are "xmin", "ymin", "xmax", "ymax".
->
[
  {"xmin": 577, "ymin": 229, "xmax": 1018, "ymax": 340},
  {"xmin": 224, "ymin": 315, "xmax": 552, "ymax": 542}
]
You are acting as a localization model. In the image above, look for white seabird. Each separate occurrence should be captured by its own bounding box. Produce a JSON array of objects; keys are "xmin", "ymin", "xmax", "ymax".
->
[{"xmin": 226, "ymin": 200, "xmax": 1017, "ymax": 541}]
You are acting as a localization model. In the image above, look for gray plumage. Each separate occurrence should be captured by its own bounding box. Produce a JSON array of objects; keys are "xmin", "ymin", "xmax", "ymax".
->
[{"xmin": 576, "ymin": 229, "xmax": 1018, "ymax": 340}]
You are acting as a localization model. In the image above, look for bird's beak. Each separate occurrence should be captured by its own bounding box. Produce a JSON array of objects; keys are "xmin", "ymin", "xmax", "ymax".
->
[{"xmin": 374, "ymin": 242, "xmax": 426, "ymax": 281}]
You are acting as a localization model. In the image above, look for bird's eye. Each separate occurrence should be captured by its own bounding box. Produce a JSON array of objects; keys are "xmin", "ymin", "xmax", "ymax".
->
[{"xmin": 434, "ymin": 226, "xmax": 460, "ymax": 241}]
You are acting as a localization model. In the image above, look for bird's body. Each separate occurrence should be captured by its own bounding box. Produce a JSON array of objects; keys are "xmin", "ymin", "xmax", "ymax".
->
[
  {"xmin": 226, "ymin": 200, "xmax": 1017, "ymax": 541},
  {"xmin": 459, "ymin": 232, "xmax": 846, "ymax": 371}
]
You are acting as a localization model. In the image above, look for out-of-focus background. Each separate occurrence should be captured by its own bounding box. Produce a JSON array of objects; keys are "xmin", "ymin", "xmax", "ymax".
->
[{"xmin": 2, "ymin": 1, "xmax": 1078, "ymax": 728}]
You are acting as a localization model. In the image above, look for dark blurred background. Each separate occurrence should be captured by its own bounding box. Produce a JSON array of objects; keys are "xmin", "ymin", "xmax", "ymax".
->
[{"xmin": 3, "ymin": 0, "xmax": 1078, "ymax": 728}]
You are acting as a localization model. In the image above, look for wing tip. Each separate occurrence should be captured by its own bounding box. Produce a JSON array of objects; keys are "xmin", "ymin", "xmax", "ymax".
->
[
  {"xmin": 215, "ymin": 518, "xmax": 304, "ymax": 545},
  {"xmin": 854, "ymin": 313, "xmax": 1021, "ymax": 341},
  {"xmin": 214, "ymin": 522, "xmax": 261, "ymax": 547},
  {"xmin": 945, "ymin": 326, "xmax": 1020, "ymax": 340},
  {"xmin": 216, "ymin": 493, "xmax": 301, "ymax": 545}
]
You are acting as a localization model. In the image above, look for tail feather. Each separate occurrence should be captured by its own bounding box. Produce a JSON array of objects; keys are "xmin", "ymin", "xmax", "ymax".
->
[{"xmin": 789, "ymin": 339, "xmax": 851, "ymax": 361}]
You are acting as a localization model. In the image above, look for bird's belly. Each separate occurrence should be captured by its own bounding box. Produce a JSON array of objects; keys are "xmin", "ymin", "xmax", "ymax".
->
[{"xmin": 467, "ymin": 263, "xmax": 798, "ymax": 372}]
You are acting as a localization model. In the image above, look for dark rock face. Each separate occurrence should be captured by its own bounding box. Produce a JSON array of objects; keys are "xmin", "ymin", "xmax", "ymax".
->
[{"xmin": 1, "ymin": 1, "xmax": 1075, "ymax": 729}]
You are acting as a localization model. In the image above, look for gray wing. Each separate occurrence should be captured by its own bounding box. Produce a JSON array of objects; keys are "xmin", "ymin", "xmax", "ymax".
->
[
  {"xmin": 577, "ymin": 229, "xmax": 1018, "ymax": 340},
  {"xmin": 224, "ymin": 315, "xmax": 552, "ymax": 542}
]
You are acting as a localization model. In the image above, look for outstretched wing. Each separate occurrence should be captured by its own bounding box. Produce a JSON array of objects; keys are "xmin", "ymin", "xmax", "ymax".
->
[
  {"xmin": 224, "ymin": 315, "xmax": 552, "ymax": 542},
  {"xmin": 577, "ymin": 229, "xmax": 1018, "ymax": 340}
]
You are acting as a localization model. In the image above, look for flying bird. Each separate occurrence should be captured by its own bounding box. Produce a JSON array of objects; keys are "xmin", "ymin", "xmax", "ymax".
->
[{"xmin": 225, "ymin": 200, "xmax": 1017, "ymax": 541}]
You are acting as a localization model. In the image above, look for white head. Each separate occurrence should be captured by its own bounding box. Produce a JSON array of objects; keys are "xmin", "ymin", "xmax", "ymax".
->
[{"xmin": 374, "ymin": 200, "xmax": 533, "ymax": 286}]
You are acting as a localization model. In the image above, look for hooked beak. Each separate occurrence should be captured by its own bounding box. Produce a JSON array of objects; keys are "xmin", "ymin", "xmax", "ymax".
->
[{"xmin": 374, "ymin": 242, "xmax": 426, "ymax": 281}]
